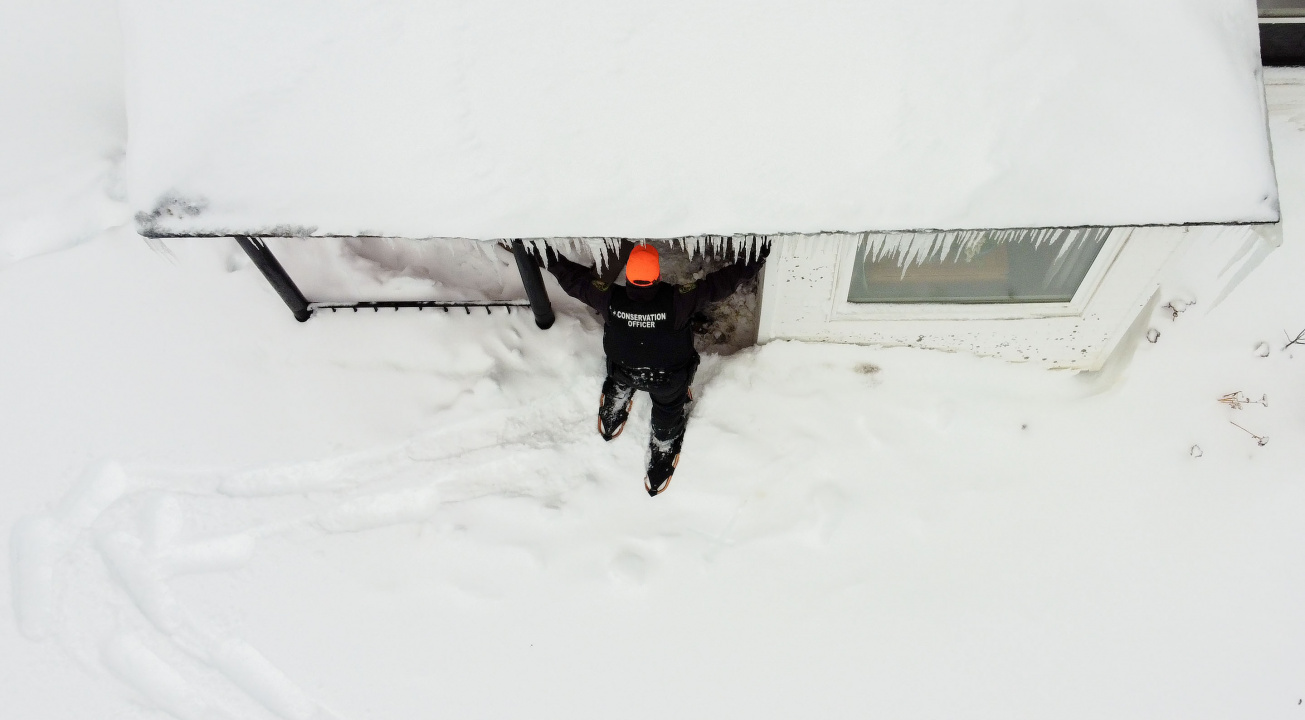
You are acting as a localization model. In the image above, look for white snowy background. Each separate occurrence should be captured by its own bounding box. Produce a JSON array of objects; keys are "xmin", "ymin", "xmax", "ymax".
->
[{"xmin": 3, "ymin": 2, "xmax": 1305, "ymax": 719}]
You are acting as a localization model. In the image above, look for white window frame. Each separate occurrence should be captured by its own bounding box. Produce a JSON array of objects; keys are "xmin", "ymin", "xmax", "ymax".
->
[{"xmin": 826, "ymin": 227, "xmax": 1132, "ymax": 322}]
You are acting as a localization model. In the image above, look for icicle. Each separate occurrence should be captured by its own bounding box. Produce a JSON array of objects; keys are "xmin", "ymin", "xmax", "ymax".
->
[
  {"xmin": 605, "ymin": 237, "xmax": 622, "ymax": 269},
  {"xmin": 855, "ymin": 225, "xmax": 1111, "ymax": 278},
  {"xmin": 582, "ymin": 238, "xmax": 607, "ymax": 273},
  {"xmin": 688, "ymin": 236, "xmax": 700, "ymax": 260},
  {"xmin": 523, "ymin": 238, "xmax": 548, "ymax": 267}
]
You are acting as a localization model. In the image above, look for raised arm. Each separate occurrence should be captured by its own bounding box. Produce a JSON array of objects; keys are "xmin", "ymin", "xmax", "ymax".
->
[
  {"xmin": 671, "ymin": 243, "xmax": 770, "ymax": 328},
  {"xmin": 537, "ymin": 250, "xmax": 614, "ymax": 316}
]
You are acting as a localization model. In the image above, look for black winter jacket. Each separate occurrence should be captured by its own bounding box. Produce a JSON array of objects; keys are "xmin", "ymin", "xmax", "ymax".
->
[{"xmin": 542, "ymin": 255, "xmax": 764, "ymax": 331}]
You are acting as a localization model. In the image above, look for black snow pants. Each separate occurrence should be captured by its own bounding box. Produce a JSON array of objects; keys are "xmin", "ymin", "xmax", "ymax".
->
[{"xmin": 604, "ymin": 357, "xmax": 698, "ymax": 440}]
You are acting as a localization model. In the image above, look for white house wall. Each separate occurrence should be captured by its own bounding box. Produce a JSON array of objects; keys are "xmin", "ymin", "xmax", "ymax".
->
[{"xmin": 757, "ymin": 225, "xmax": 1267, "ymax": 370}]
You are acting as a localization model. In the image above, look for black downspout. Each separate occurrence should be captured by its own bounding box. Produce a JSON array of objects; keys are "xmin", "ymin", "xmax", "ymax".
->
[
  {"xmin": 234, "ymin": 235, "xmax": 313, "ymax": 322},
  {"xmin": 511, "ymin": 239, "xmax": 555, "ymax": 330}
]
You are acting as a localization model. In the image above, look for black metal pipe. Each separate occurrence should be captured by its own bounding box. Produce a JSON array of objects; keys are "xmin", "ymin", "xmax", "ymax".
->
[
  {"xmin": 511, "ymin": 239, "xmax": 555, "ymax": 330},
  {"xmin": 234, "ymin": 236, "xmax": 313, "ymax": 322}
]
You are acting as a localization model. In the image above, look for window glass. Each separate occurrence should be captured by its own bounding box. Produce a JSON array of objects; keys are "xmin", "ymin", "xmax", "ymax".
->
[
  {"xmin": 1260, "ymin": 0, "xmax": 1305, "ymax": 17},
  {"xmin": 847, "ymin": 227, "xmax": 1112, "ymax": 304}
]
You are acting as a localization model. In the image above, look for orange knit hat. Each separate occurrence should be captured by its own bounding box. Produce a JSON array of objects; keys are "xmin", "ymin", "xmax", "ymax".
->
[{"xmin": 626, "ymin": 244, "xmax": 660, "ymax": 286}]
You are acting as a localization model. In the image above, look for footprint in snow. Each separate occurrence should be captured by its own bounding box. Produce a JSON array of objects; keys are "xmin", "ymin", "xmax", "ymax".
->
[{"xmin": 608, "ymin": 550, "xmax": 650, "ymax": 587}]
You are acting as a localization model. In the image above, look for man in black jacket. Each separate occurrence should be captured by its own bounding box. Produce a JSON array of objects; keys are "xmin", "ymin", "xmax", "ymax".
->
[{"xmin": 536, "ymin": 242, "xmax": 768, "ymax": 496}]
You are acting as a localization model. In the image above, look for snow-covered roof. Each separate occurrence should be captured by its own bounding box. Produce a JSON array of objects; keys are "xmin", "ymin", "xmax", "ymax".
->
[{"xmin": 123, "ymin": 1, "xmax": 1279, "ymax": 239}]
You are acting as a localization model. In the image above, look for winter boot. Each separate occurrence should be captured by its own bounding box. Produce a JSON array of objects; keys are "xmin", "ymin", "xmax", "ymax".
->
[
  {"xmin": 597, "ymin": 379, "xmax": 635, "ymax": 441},
  {"xmin": 645, "ymin": 418, "xmax": 687, "ymax": 497}
]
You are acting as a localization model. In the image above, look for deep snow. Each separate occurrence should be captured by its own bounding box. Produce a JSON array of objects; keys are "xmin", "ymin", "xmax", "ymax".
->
[
  {"xmin": 8, "ymin": 211, "xmax": 1305, "ymax": 718},
  {"xmin": 120, "ymin": 0, "xmax": 1277, "ymax": 238},
  {"xmin": 3, "ymin": 5, "xmax": 1305, "ymax": 719},
  {"xmin": 0, "ymin": 0, "xmax": 127, "ymax": 267}
]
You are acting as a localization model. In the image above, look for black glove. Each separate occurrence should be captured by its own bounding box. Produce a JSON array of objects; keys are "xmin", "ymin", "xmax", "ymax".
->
[
  {"xmin": 757, "ymin": 241, "xmax": 772, "ymax": 261},
  {"xmin": 536, "ymin": 244, "xmax": 560, "ymax": 267},
  {"xmin": 500, "ymin": 241, "xmax": 555, "ymax": 267}
]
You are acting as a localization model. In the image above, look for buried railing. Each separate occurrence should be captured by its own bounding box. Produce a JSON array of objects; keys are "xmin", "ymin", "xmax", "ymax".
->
[
  {"xmin": 311, "ymin": 300, "xmax": 529, "ymax": 314},
  {"xmin": 232, "ymin": 235, "xmax": 554, "ymax": 329}
]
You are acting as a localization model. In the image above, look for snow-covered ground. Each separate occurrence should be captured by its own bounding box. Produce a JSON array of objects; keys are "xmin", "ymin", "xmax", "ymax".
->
[
  {"xmin": 0, "ymin": 0, "xmax": 127, "ymax": 269},
  {"xmin": 5, "ymin": 6, "xmax": 1305, "ymax": 718}
]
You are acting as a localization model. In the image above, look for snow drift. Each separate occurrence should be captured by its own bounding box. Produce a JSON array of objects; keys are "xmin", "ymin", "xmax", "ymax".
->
[{"xmin": 121, "ymin": 0, "xmax": 1278, "ymax": 239}]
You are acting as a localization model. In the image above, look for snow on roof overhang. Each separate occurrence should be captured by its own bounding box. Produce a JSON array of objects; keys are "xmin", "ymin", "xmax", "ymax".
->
[{"xmin": 123, "ymin": 0, "xmax": 1280, "ymax": 239}]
